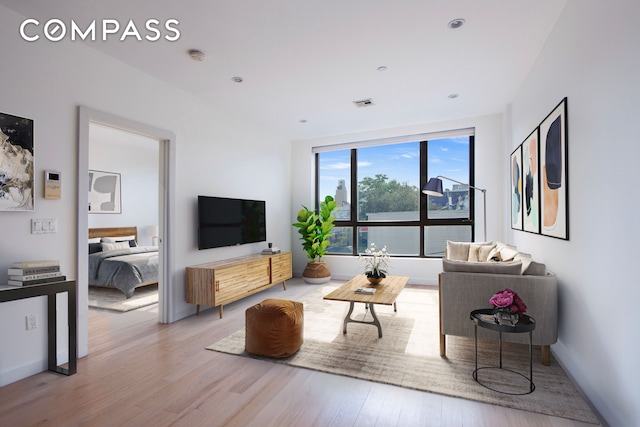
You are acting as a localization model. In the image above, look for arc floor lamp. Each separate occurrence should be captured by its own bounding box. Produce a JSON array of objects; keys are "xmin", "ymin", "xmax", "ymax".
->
[{"xmin": 422, "ymin": 176, "xmax": 487, "ymax": 242}]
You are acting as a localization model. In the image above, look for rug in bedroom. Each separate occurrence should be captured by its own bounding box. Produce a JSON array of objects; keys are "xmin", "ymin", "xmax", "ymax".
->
[
  {"xmin": 88, "ymin": 284, "xmax": 158, "ymax": 312},
  {"xmin": 206, "ymin": 283, "xmax": 599, "ymax": 425}
]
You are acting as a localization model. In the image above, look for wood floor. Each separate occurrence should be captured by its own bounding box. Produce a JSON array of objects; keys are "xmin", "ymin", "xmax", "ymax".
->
[{"xmin": 0, "ymin": 279, "xmax": 596, "ymax": 426}]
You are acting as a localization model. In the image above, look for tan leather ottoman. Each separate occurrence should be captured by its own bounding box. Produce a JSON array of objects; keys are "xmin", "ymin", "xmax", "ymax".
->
[{"xmin": 245, "ymin": 299, "xmax": 304, "ymax": 358}]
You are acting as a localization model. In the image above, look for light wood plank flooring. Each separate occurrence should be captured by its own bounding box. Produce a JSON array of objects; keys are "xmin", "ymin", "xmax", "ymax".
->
[{"xmin": 0, "ymin": 279, "xmax": 596, "ymax": 426}]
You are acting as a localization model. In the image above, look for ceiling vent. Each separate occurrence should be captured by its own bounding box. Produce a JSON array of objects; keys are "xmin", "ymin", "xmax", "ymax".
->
[{"xmin": 353, "ymin": 98, "xmax": 375, "ymax": 108}]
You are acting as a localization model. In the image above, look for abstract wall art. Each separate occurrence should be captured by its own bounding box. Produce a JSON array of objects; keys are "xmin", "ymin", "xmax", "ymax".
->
[
  {"xmin": 539, "ymin": 98, "xmax": 568, "ymax": 240},
  {"xmin": 89, "ymin": 170, "xmax": 121, "ymax": 214},
  {"xmin": 0, "ymin": 112, "xmax": 34, "ymax": 211},
  {"xmin": 510, "ymin": 144, "xmax": 523, "ymax": 231},
  {"xmin": 522, "ymin": 128, "xmax": 540, "ymax": 234}
]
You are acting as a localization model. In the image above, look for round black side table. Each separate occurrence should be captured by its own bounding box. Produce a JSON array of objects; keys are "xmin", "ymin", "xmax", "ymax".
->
[{"xmin": 470, "ymin": 308, "xmax": 536, "ymax": 395}]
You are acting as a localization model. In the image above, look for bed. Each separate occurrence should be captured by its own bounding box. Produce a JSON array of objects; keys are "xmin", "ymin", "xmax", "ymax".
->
[{"xmin": 88, "ymin": 226, "xmax": 159, "ymax": 298}]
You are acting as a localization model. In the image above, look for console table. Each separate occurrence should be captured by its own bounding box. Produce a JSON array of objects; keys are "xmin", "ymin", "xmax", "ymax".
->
[
  {"xmin": 185, "ymin": 252, "xmax": 292, "ymax": 318},
  {"xmin": 0, "ymin": 280, "xmax": 77, "ymax": 376}
]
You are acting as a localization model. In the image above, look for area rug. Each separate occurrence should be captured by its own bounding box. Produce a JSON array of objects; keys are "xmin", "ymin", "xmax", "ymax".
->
[
  {"xmin": 206, "ymin": 283, "xmax": 599, "ymax": 424},
  {"xmin": 88, "ymin": 284, "xmax": 158, "ymax": 312}
]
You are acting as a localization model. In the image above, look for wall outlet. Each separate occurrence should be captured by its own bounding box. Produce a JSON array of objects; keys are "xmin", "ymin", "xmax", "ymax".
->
[{"xmin": 26, "ymin": 314, "xmax": 37, "ymax": 330}]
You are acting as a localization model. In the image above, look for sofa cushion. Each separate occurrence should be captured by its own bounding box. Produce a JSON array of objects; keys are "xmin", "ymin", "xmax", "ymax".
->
[
  {"xmin": 446, "ymin": 241, "xmax": 470, "ymax": 261},
  {"xmin": 442, "ymin": 259, "xmax": 523, "ymax": 275},
  {"xmin": 524, "ymin": 260, "xmax": 547, "ymax": 275}
]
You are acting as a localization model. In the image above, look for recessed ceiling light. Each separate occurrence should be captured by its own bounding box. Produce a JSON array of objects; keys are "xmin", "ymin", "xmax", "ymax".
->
[
  {"xmin": 377, "ymin": 66, "xmax": 388, "ymax": 72},
  {"xmin": 448, "ymin": 94, "xmax": 459, "ymax": 99},
  {"xmin": 448, "ymin": 19, "xmax": 465, "ymax": 29},
  {"xmin": 188, "ymin": 49, "xmax": 205, "ymax": 61},
  {"xmin": 231, "ymin": 76, "xmax": 244, "ymax": 83}
]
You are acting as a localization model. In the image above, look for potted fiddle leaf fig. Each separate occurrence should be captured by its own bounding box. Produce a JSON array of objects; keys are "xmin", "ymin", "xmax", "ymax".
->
[{"xmin": 293, "ymin": 195, "xmax": 338, "ymax": 283}]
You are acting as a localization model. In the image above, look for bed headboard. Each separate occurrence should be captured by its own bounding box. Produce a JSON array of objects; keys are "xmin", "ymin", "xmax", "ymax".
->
[{"xmin": 88, "ymin": 226, "xmax": 138, "ymax": 242}]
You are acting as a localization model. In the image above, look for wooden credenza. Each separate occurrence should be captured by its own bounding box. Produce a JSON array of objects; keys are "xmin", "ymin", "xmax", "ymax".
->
[{"xmin": 185, "ymin": 252, "xmax": 292, "ymax": 318}]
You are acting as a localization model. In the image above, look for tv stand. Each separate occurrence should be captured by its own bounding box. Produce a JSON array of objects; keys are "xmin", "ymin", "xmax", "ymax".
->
[{"xmin": 185, "ymin": 252, "xmax": 292, "ymax": 318}]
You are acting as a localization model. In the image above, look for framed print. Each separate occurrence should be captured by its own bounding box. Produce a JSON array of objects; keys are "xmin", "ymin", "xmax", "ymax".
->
[
  {"xmin": 89, "ymin": 170, "xmax": 121, "ymax": 213},
  {"xmin": 522, "ymin": 128, "xmax": 540, "ymax": 234},
  {"xmin": 0, "ymin": 112, "xmax": 34, "ymax": 211},
  {"xmin": 510, "ymin": 145, "xmax": 523, "ymax": 231},
  {"xmin": 540, "ymin": 97, "xmax": 568, "ymax": 240}
]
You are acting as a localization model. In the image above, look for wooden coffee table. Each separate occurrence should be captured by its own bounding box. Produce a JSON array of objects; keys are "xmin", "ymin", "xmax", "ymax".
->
[{"xmin": 323, "ymin": 274, "xmax": 409, "ymax": 338}]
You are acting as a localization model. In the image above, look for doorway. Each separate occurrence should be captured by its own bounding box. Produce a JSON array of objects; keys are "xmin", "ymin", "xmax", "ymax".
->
[{"xmin": 77, "ymin": 107, "xmax": 176, "ymax": 358}]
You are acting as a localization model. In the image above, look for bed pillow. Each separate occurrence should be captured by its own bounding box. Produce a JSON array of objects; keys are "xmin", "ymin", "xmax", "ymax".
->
[
  {"xmin": 101, "ymin": 241, "xmax": 130, "ymax": 251},
  {"xmin": 89, "ymin": 242, "xmax": 103, "ymax": 254},
  {"xmin": 88, "ymin": 237, "xmax": 101, "ymax": 244},
  {"xmin": 101, "ymin": 236, "xmax": 137, "ymax": 247}
]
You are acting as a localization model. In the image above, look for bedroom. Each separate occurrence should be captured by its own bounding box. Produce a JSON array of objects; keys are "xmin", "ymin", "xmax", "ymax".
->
[{"xmin": 87, "ymin": 123, "xmax": 161, "ymax": 312}]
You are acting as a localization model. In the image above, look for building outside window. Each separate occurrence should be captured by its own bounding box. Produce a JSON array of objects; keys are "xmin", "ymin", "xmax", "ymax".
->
[{"xmin": 315, "ymin": 131, "xmax": 475, "ymax": 258}]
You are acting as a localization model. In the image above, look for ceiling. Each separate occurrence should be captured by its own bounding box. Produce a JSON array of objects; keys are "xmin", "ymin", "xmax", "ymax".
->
[{"xmin": 1, "ymin": 0, "xmax": 567, "ymax": 141}]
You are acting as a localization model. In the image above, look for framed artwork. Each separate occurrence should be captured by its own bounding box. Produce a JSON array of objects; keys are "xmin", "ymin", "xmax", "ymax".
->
[
  {"xmin": 510, "ymin": 145, "xmax": 523, "ymax": 231},
  {"xmin": 522, "ymin": 128, "xmax": 540, "ymax": 234},
  {"xmin": 539, "ymin": 97, "xmax": 568, "ymax": 240},
  {"xmin": 0, "ymin": 112, "xmax": 34, "ymax": 211},
  {"xmin": 89, "ymin": 170, "xmax": 122, "ymax": 214}
]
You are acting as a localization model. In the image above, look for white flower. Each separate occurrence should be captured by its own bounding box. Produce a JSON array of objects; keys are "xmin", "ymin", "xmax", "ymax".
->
[{"xmin": 359, "ymin": 243, "xmax": 390, "ymax": 279}]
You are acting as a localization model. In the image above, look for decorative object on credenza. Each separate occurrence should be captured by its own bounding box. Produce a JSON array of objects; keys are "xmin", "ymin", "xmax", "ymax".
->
[
  {"xmin": 490, "ymin": 288, "xmax": 527, "ymax": 326},
  {"xmin": 522, "ymin": 128, "xmax": 541, "ymax": 234},
  {"xmin": 359, "ymin": 243, "xmax": 390, "ymax": 285},
  {"xmin": 88, "ymin": 170, "xmax": 122, "ymax": 214},
  {"xmin": 423, "ymin": 175, "xmax": 487, "ymax": 242},
  {"xmin": 540, "ymin": 98, "xmax": 568, "ymax": 240},
  {"xmin": 293, "ymin": 195, "xmax": 338, "ymax": 284},
  {"xmin": 0, "ymin": 112, "xmax": 34, "ymax": 211},
  {"xmin": 510, "ymin": 145, "xmax": 523, "ymax": 231}
]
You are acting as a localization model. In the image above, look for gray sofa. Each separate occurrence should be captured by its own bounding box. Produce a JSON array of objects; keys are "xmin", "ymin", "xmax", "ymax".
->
[{"xmin": 439, "ymin": 241, "xmax": 557, "ymax": 366}]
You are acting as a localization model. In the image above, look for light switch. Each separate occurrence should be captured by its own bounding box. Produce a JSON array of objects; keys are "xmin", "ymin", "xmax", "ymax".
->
[{"xmin": 31, "ymin": 218, "xmax": 57, "ymax": 234}]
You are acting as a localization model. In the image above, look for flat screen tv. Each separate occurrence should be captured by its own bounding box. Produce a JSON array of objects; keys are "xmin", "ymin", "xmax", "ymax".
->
[{"xmin": 198, "ymin": 196, "xmax": 266, "ymax": 250}]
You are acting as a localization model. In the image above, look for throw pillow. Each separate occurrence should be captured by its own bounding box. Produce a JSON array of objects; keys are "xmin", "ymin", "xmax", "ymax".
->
[
  {"xmin": 446, "ymin": 241, "xmax": 470, "ymax": 261},
  {"xmin": 478, "ymin": 243, "xmax": 497, "ymax": 262},
  {"xmin": 513, "ymin": 252, "xmax": 533, "ymax": 274},
  {"xmin": 499, "ymin": 246, "xmax": 519, "ymax": 261}
]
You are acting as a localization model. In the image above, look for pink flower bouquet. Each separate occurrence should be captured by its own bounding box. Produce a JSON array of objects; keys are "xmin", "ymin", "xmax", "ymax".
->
[{"xmin": 489, "ymin": 288, "xmax": 527, "ymax": 317}]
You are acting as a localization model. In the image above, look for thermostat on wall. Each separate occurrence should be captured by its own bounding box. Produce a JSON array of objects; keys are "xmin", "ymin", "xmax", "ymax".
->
[{"xmin": 44, "ymin": 170, "xmax": 61, "ymax": 199}]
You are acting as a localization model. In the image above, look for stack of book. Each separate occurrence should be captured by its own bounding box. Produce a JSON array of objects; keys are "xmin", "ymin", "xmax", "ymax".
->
[{"xmin": 7, "ymin": 260, "xmax": 66, "ymax": 287}]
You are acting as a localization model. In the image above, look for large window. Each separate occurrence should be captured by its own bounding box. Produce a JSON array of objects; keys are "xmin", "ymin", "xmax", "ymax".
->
[{"xmin": 315, "ymin": 133, "xmax": 475, "ymax": 257}]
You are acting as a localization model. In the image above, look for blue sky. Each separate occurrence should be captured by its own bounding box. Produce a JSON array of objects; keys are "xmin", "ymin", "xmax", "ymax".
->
[{"xmin": 318, "ymin": 137, "xmax": 470, "ymax": 200}]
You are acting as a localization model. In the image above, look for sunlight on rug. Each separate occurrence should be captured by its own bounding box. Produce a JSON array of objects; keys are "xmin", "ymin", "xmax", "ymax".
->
[
  {"xmin": 206, "ymin": 283, "xmax": 599, "ymax": 425},
  {"xmin": 88, "ymin": 284, "xmax": 158, "ymax": 312}
]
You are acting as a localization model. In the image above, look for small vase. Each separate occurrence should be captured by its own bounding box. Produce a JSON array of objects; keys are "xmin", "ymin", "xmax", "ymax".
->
[
  {"xmin": 367, "ymin": 276, "xmax": 383, "ymax": 285},
  {"xmin": 494, "ymin": 312, "xmax": 519, "ymax": 326}
]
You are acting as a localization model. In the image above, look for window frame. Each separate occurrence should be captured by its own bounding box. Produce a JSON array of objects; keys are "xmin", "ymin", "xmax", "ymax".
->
[{"xmin": 315, "ymin": 135, "xmax": 476, "ymax": 258}]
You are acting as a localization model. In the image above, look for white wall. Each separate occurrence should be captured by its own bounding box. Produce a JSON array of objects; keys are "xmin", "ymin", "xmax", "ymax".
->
[
  {"xmin": 0, "ymin": 6, "xmax": 291, "ymax": 386},
  {"xmin": 509, "ymin": 1, "xmax": 640, "ymax": 425},
  {"xmin": 291, "ymin": 113, "xmax": 504, "ymax": 284},
  {"xmin": 88, "ymin": 124, "xmax": 159, "ymax": 246}
]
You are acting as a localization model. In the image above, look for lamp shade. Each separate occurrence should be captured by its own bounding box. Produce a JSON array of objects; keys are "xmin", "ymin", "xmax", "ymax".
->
[{"xmin": 422, "ymin": 177, "xmax": 444, "ymax": 196}]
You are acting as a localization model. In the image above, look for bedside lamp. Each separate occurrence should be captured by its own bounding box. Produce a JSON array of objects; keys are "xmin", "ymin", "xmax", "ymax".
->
[{"xmin": 146, "ymin": 225, "xmax": 159, "ymax": 246}]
